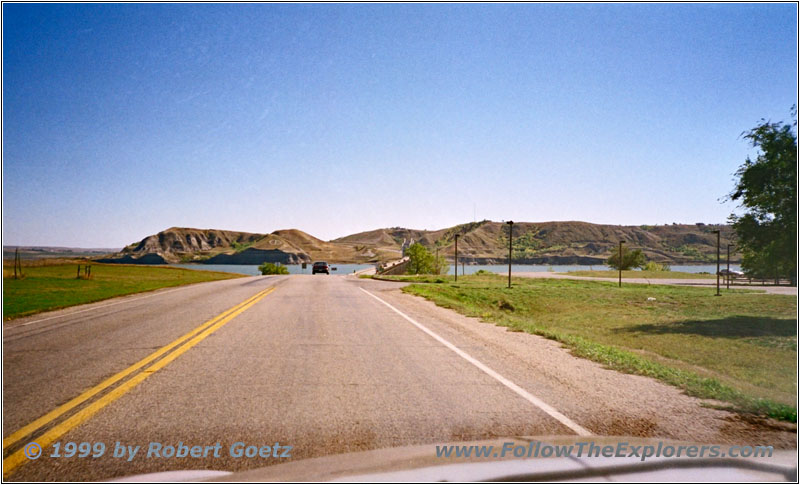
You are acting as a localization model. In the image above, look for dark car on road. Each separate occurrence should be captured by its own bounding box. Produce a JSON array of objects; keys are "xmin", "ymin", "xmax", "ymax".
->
[{"xmin": 312, "ymin": 261, "xmax": 330, "ymax": 275}]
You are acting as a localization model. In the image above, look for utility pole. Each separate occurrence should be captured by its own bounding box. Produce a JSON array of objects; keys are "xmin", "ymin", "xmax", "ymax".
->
[
  {"xmin": 618, "ymin": 240, "xmax": 625, "ymax": 288},
  {"xmin": 713, "ymin": 230, "xmax": 721, "ymax": 296},
  {"xmin": 506, "ymin": 221, "xmax": 514, "ymax": 288},
  {"xmin": 454, "ymin": 235, "xmax": 459, "ymax": 282},
  {"xmin": 436, "ymin": 246, "xmax": 439, "ymax": 275}
]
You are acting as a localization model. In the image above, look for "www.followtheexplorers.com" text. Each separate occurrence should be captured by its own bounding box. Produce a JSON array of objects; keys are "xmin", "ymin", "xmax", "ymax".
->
[{"xmin": 435, "ymin": 441, "xmax": 773, "ymax": 462}]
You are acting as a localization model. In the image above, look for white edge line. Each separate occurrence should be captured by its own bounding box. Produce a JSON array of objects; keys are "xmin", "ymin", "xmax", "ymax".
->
[{"xmin": 359, "ymin": 287, "xmax": 592, "ymax": 437}]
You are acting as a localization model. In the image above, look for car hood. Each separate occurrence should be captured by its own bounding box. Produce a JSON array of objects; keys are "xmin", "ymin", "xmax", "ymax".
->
[{"xmin": 111, "ymin": 436, "xmax": 797, "ymax": 482}]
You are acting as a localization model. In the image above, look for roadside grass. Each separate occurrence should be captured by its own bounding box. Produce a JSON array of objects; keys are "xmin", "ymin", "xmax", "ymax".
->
[
  {"xmin": 3, "ymin": 263, "xmax": 244, "ymax": 321},
  {"xmin": 566, "ymin": 270, "xmax": 716, "ymax": 279},
  {"xmin": 396, "ymin": 274, "xmax": 797, "ymax": 422},
  {"xmin": 2, "ymin": 257, "xmax": 87, "ymax": 268},
  {"xmin": 372, "ymin": 274, "xmax": 449, "ymax": 283}
]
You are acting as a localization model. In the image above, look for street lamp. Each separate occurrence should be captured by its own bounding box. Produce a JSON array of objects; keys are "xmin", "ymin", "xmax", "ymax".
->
[
  {"xmin": 726, "ymin": 243, "xmax": 733, "ymax": 290},
  {"xmin": 506, "ymin": 221, "xmax": 514, "ymax": 288},
  {"xmin": 454, "ymin": 234, "xmax": 459, "ymax": 282},
  {"xmin": 618, "ymin": 240, "xmax": 625, "ymax": 288},
  {"xmin": 713, "ymin": 230, "xmax": 721, "ymax": 296}
]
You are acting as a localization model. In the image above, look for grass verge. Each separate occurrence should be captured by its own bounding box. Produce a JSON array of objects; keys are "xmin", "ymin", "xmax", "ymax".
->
[
  {"xmin": 3, "ymin": 263, "xmax": 243, "ymax": 320},
  {"xmin": 395, "ymin": 273, "xmax": 797, "ymax": 422},
  {"xmin": 566, "ymin": 270, "xmax": 716, "ymax": 279}
]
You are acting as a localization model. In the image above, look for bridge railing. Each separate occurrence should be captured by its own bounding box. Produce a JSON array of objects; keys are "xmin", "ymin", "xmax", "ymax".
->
[{"xmin": 376, "ymin": 257, "xmax": 410, "ymax": 276}]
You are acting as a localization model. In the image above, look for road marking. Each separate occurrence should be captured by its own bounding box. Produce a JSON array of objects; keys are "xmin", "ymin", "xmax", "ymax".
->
[
  {"xmin": 2, "ymin": 287, "xmax": 274, "ymax": 477},
  {"xmin": 3, "ymin": 288, "xmax": 267, "ymax": 451},
  {"xmin": 359, "ymin": 288, "xmax": 592, "ymax": 437}
]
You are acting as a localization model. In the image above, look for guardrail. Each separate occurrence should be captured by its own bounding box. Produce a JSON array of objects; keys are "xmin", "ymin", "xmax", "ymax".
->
[
  {"xmin": 376, "ymin": 257, "xmax": 410, "ymax": 276},
  {"xmin": 728, "ymin": 276, "xmax": 794, "ymax": 286}
]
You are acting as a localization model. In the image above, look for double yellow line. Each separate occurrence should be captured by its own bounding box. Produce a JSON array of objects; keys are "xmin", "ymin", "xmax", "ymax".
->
[{"xmin": 3, "ymin": 287, "xmax": 275, "ymax": 478}]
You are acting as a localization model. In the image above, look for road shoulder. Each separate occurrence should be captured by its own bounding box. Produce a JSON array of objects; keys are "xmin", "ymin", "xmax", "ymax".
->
[{"xmin": 352, "ymin": 278, "xmax": 797, "ymax": 448}]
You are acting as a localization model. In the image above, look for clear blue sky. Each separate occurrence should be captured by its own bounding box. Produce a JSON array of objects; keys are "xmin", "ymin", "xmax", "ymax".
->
[{"xmin": 3, "ymin": 3, "xmax": 797, "ymax": 248}]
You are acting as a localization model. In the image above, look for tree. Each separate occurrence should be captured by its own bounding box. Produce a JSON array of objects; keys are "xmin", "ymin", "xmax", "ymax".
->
[
  {"xmin": 259, "ymin": 262, "xmax": 289, "ymax": 275},
  {"xmin": 405, "ymin": 243, "xmax": 448, "ymax": 274},
  {"xmin": 728, "ymin": 108, "xmax": 797, "ymax": 282},
  {"xmin": 606, "ymin": 247, "xmax": 646, "ymax": 270}
]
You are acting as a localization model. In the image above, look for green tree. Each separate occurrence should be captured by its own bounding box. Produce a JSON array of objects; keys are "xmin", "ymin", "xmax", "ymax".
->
[
  {"xmin": 406, "ymin": 243, "xmax": 448, "ymax": 274},
  {"xmin": 606, "ymin": 248, "xmax": 646, "ymax": 270},
  {"xmin": 728, "ymin": 108, "xmax": 797, "ymax": 282},
  {"xmin": 259, "ymin": 262, "xmax": 289, "ymax": 275}
]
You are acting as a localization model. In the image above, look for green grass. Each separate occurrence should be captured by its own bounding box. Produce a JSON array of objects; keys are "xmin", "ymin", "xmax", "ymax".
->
[
  {"xmin": 567, "ymin": 270, "xmax": 716, "ymax": 279},
  {"xmin": 374, "ymin": 274, "xmax": 450, "ymax": 283},
  {"xmin": 3, "ymin": 263, "xmax": 243, "ymax": 320},
  {"xmin": 398, "ymin": 274, "xmax": 797, "ymax": 421},
  {"xmin": 230, "ymin": 241, "xmax": 254, "ymax": 252}
]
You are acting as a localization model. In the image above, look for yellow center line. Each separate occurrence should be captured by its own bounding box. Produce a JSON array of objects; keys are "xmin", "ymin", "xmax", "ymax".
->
[
  {"xmin": 3, "ymin": 288, "xmax": 267, "ymax": 451},
  {"xmin": 2, "ymin": 287, "xmax": 274, "ymax": 478}
]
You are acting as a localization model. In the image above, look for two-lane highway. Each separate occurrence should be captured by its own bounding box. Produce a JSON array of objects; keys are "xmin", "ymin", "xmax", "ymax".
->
[{"xmin": 3, "ymin": 274, "xmax": 796, "ymax": 480}]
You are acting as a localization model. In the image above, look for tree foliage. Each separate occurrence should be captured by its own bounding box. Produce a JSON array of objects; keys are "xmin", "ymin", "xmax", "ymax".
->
[
  {"xmin": 406, "ymin": 243, "xmax": 449, "ymax": 275},
  {"xmin": 606, "ymin": 247, "xmax": 646, "ymax": 270},
  {"xmin": 728, "ymin": 108, "xmax": 797, "ymax": 281}
]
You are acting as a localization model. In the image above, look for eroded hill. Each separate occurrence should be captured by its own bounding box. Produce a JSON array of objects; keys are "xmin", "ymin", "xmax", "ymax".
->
[{"xmin": 97, "ymin": 221, "xmax": 737, "ymax": 265}]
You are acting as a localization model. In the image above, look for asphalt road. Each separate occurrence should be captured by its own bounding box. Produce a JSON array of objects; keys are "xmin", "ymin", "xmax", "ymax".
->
[{"xmin": 3, "ymin": 275, "xmax": 796, "ymax": 480}]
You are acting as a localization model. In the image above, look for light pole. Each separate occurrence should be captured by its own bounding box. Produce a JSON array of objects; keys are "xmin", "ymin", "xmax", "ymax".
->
[
  {"xmin": 454, "ymin": 235, "xmax": 459, "ymax": 282},
  {"xmin": 713, "ymin": 230, "xmax": 721, "ymax": 296},
  {"xmin": 506, "ymin": 221, "xmax": 514, "ymax": 288},
  {"xmin": 726, "ymin": 244, "xmax": 733, "ymax": 290},
  {"xmin": 618, "ymin": 240, "xmax": 625, "ymax": 288}
]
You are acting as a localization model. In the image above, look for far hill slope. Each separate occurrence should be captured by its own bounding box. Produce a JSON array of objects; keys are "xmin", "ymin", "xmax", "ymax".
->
[
  {"xmin": 334, "ymin": 220, "xmax": 737, "ymax": 265},
  {"xmin": 97, "ymin": 228, "xmax": 302, "ymax": 265},
  {"xmin": 98, "ymin": 221, "xmax": 737, "ymax": 265},
  {"xmin": 97, "ymin": 227, "xmax": 392, "ymax": 265}
]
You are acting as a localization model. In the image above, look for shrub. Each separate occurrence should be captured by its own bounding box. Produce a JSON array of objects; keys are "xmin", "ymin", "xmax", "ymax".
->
[
  {"xmin": 259, "ymin": 262, "xmax": 289, "ymax": 275},
  {"xmin": 607, "ymin": 248, "xmax": 646, "ymax": 270},
  {"xmin": 642, "ymin": 261, "xmax": 671, "ymax": 272}
]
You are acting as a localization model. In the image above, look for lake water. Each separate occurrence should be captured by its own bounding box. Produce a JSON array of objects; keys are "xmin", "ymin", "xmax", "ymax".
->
[
  {"xmin": 172, "ymin": 263, "xmax": 740, "ymax": 276},
  {"xmin": 445, "ymin": 264, "xmax": 740, "ymax": 275}
]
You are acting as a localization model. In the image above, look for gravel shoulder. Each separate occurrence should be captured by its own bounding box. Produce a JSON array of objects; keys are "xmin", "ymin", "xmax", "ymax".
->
[{"xmin": 355, "ymin": 278, "xmax": 796, "ymax": 448}]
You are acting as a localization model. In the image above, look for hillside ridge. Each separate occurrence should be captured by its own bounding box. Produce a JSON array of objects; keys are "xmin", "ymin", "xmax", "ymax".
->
[{"xmin": 95, "ymin": 221, "xmax": 737, "ymax": 266}]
